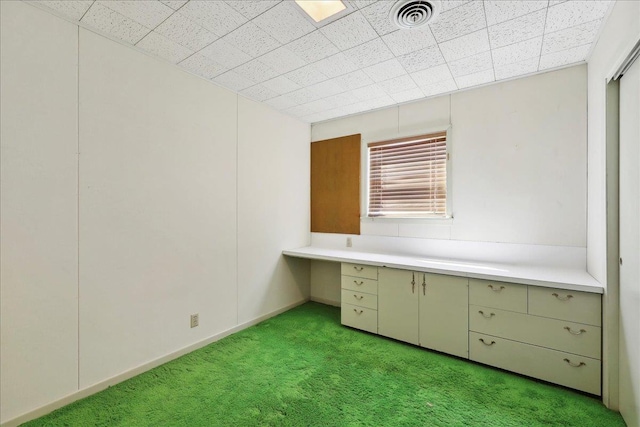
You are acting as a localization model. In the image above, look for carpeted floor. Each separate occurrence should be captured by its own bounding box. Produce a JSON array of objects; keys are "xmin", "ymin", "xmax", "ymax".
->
[{"xmin": 24, "ymin": 302, "xmax": 624, "ymax": 426}]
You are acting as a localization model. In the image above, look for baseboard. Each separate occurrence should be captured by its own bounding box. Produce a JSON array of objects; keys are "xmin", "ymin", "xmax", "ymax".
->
[
  {"xmin": 1, "ymin": 298, "xmax": 309, "ymax": 427},
  {"xmin": 310, "ymin": 296, "xmax": 340, "ymax": 307}
]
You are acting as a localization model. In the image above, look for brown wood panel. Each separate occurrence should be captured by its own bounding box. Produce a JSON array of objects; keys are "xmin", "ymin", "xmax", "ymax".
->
[{"xmin": 311, "ymin": 134, "xmax": 361, "ymax": 234}]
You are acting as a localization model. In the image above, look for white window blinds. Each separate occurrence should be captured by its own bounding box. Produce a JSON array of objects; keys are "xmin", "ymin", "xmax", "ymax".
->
[{"xmin": 368, "ymin": 132, "xmax": 447, "ymax": 218}]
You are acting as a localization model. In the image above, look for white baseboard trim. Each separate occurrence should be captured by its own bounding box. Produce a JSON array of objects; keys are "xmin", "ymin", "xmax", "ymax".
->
[
  {"xmin": 310, "ymin": 296, "xmax": 340, "ymax": 307},
  {"xmin": 1, "ymin": 298, "xmax": 309, "ymax": 427}
]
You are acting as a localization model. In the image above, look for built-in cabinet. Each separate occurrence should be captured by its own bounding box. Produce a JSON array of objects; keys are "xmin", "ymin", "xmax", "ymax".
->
[{"xmin": 340, "ymin": 263, "xmax": 602, "ymax": 395}]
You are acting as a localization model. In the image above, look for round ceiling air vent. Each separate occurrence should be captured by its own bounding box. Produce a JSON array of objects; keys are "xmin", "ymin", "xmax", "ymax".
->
[{"xmin": 389, "ymin": 0, "xmax": 441, "ymax": 29}]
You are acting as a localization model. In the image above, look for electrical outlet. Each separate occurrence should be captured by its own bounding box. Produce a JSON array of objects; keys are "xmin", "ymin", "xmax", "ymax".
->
[
  {"xmin": 346, "ymin": 237, "xmax": 352, "ymax": 247},
  {"xmin": 190, "ymin": 314, "xmax": 199, "ymax": 328}
]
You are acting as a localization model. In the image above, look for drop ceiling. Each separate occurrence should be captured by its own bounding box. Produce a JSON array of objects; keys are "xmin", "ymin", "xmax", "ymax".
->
[{"xmin": 29, "ymin": 0, "xmax": 613, "ymax": 123}]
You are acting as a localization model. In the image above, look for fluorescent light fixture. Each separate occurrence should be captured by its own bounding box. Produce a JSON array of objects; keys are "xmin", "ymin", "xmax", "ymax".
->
[{"xmin": 295, "ymin": 0, "xmax": 346, "ymax": 23}]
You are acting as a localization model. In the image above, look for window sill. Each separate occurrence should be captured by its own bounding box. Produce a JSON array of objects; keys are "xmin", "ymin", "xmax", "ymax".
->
[{"xmin": 361, "ymin": 216, "xmax": 453, "ymax": 225}]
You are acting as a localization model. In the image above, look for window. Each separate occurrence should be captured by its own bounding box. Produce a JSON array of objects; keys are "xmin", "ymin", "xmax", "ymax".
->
[{"xmin": 368, "ymin": 131, "xmax": 448, "ymax": 218}]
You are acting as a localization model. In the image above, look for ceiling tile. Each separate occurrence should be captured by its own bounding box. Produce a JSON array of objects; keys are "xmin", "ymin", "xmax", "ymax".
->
[
  {"xmin": 351, "ymin": 0, "xmax": 377, "ymax": 10},
  {"xmin": 439, "ymin": 29, "xmax": 490, "ymax": 62},
  {"xmin": 308, "ymin": 79, "xmax": 348, "ymax": 99},
  {"xmin": 198, "ymin": 38, "xmax": 252, "ymax": 69},
  {"xmin": 322, "ymin": 92, "xmax": 358, "ymax": 108},
  {"xmin": 391, "ymin": 88, "xmax": 425, "ymax": 103},
  {"xmin": 97, "ymin": 1, "xmax": 173, "ymax": 29},
  {"xmin": 241, "ymin": 84, "xmax": 279, "ymax": 102},
  {"xmin": 81, "ymin": 3, "xmax": 150, "ymax": 44},
  {"xmin": 430, "ymin": 0, "xmax": 486, "ymax": 43},
  {"xmin": 379, "ymin": 75, "xmax": 418, "ymax": 94},
  {"xmin": 410, "ymin": 64, "xmax": 454, "ymax": 86},
  {"xmin": 488, "ymin": 9, "xmax": 546, "ymax": 49},
  {"xmin": 136, "ymin": 31, "xmax": 193, "ymax": 63},
  {"xmin": 223, "ymin": 22, "xmax": 281, "ymax": 58},
  {"xmin": 258, "ymin": 47, "xmax": 308, "ymax": 74},
  {"xmin": 302, "ymin": 98, "xmax": 334, "ymax": 113},
  {"xmin": 286, "ymin": 104, "xmax": 315, "ymax": 118},
  {"xmin": 288, "ymin": 87, "xmax": 322, "ymax": 105},
  {"xmin": 539, "ymin": 43, "xmax": 590, "ymax": 70},
  {"xmin": 381, "ymin": 28, "xmax": 437, "ymax": 57},
  {"xmin": 542, "ymin": 19, "xmax": 601, "ymax": 55},
  {"xmin": 225, "ymin": 0, "xmax": 281, "ymax": 20},
  {"xmin": 265, "ymin": 95, "xmax": 298, "ymax": 110},
  {"xmin": 160, "ymin": 1, "xmax": 188, "ymax": 11},
  {"xmin": 320, "ymin": 11, "xmax": 378, "ymax": 50},
  {"xmin": 448, "ymin": 50, "xmax": 493, "ymax": 77},
  {"xmin": 361, "ymin": 95, "xmax": 395, "ymax": 110},
  {"xmin": 155, "ymin": 12, "xmax": 218, "ymax": 51},
  {"xmin": 548, "ymin": 0, "xmax": 568, "ymax": 6},
  {"xmin": 397, "ymin": 44, "xmax": 445, "ymax": 73},
  {"xmin": 484, "ymin": 0, "xmax": 548, "ymax": 26},
  {"xmin": 301, "ymin": 112, "xmax": 329, "ymax": 123},
  {"xmin": 313, "ymin": 53, "xmax": 359, "ymax": 79},
  {"xmin": 363, "ymin": 58, "xmax": 407, "ymax": 83},
  {"xmin": 261, "ymin": 76, "xmax": 301, "ymax": 95},
  {"xmin": 332, "ymin": 70, "xmax": 375, "ymax": 90},
  {"xmin": 492, "ymin": 36, "xmax": 542, "ymax": 67},
  {"xmin": 285, "ymin": 31, "xmax": 339, "ymax": 63},
  {"xmin": 420, "ymin": 78, "xmax": 458, "ymax": 96},
  {"xmin": 234, "ymin": 59, "xmax": 280, "ymax": 84},
  {"xmin": 359, "ymin": 1, "xmax": 396, "ymax": 36},
  {"xmin": 494, "ymin": 57, "xmax": 539, "ymax": 80},
  {"xmin": 352, "ymin": 84, "xmax": 387, "ymax": 101},
  {"xmin": 36, "ymin": 1, "xmax": 94, "ymax": 21},
  {"xmin": 179, "ymin": 53, "xmax": 227, "ymax": 79},
  {"xmin": 545, "ymin": 1, "xmax": 611, "ymax": 33},
  {"xmin": 343, "ymin": 38, "xmax": 395, "ymax": 68},
  {"xmin": 441, "ymin": 1, "xmax": 474, "ymax": 13},
  {"xmin": 213, "ymin": 70, "xmax": 255, "ymax": 91},
  {"xmin": 455, "ymin": 68, "xmax": 495, "ymax": 89},
  {"xmin": 179, "ymin": 1, "xmax": 247, "ymax": 37},
  {"xmin": 252, "ymin": 1, "xmax": 315, "ymax": 44},
  {"xmin": 285, "ymin": 64, "xmax": 329, "ymax": 86}
]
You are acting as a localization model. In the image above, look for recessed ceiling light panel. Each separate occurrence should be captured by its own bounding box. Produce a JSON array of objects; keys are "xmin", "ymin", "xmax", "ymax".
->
[
  {"xmin": 390, "ymin": 0, "xmax": 441, "ymax": 29},
  {"xmin": 295, "ymin": 0, "xmax": 347, "ymax": 23}
]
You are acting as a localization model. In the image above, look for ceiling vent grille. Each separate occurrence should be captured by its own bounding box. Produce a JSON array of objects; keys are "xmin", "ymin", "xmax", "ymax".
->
[{"xmin": 390, "ymin": 0, "xmax": 440, "ymax": 29}]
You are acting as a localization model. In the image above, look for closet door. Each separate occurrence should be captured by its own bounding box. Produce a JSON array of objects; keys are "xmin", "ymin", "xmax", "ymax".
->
[{"xmin": 378, "ymin": 268, "xmax": 419, "ymax": 345}]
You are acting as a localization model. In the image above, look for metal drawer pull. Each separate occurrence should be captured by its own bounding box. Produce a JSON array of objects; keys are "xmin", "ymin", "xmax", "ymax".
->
[
  {"xmin": 354, "ymin": 280, "xmax": 364, "ymax": 286},
  {"xmin": 478, "ymin": 310, "xmax": 495, "ymax": 318},
  {"xmin": 353, "ymin": 266, "xmax": 364, "ymax": 271},
  {"xmin": 552, "ymin": 293, "xmax": 573, "ymax": 301},
  {"xmin": 479, "ymin": 338, "xmax": 496, "ymax": 346},
  {"xmin": 353, "ymin": 294, "xmax": 364, "ymax": 301},
  {"xmin": 411, "ymin": 273, "xmax": 416, "ymax": 294},
  {"xmin": 563, "ymin": 358, "xmax": 586, "ymax": 368},
  {"xmin": 488, "ymin": 285, "xmax": 505, "ymax": 292},
  {"xmin": 353, "ymin": 309, "xmax": 363, "ymax": 315},
  {"xmin": 564, "ymin": 326, "xmax": 586, "ymax": 335}
]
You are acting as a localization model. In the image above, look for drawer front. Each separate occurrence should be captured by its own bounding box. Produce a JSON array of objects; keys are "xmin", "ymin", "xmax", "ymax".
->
[
  {"xmin": 341, "ymin": 275, "xmax": 378, "ymax": 295},
  {"xmin": 341, "ymin": 263, "xmax": 378, "ymax": 280},
  {"xmin": 469, "ymin": 305, "xmax": 601, "ymax": 359},
  {"xmin": 341, "ymin": 289, "xmax": 378, "ymax": 310},
  {"xmin": 469, "ymin": 332, "xmax": 601, "ymax": 395},
  {"xmin": 341, "ymin": 303, "xmax": 377, "ymax": 334},
  {"xmin": 469, "ymin": 279, "xmax": 527, "ymax": 313},
  {"xmin": 528, "ymin": 287, "xmax": 602, "ymax": 326}
]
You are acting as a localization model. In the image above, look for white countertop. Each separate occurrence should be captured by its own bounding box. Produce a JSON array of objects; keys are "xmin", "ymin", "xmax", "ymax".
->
[{"xmin": 283, "ymin": 246, "xmax": 603, "ymax": 294}]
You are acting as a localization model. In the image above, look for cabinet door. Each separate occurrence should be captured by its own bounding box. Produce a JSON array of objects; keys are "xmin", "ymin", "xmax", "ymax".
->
[
  {"xmin": 378, "ymin": 267, "xmax": 419, "ymax": 345},
  {"xmin": 419, "ymin": 273, "xmax": 469, "ymax": 358}
]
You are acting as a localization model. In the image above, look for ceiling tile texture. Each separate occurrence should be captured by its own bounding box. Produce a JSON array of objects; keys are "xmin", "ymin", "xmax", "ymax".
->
[{"xmin": 33, "ymin": 0, "xmax": 614, "ymax": 123}]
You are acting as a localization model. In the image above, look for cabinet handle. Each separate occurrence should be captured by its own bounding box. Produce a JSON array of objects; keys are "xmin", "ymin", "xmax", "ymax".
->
[
  {"xmin": 353, "ymin": 309, "xmax": 363, "ymax": 315},
  {"xmin": 422, "ymin": 275, "xmax": 426, "ymax": 295},
  {"xmin": 563, "ymin": 358, "xmax": 586, "ymax": 368},
  {"xmin": 552, "ymin": 293, "xmax": 573, "ymax": 301},
  {"xmin": 479, "ymin": 338, "xmax": 496, "ymax": 346},
  {"xmin": 353, "ymin": 280, "xmax": 364, "ymax": 286},
  {"xmin": 353, "ymin": 294, "xmax": 364, "ymax": 301},
  {"xmin": 353, "ymin": 266, "xmax": 364, "ymax": 272},
  {"xmin": 488, "ymin": 285, "xmax": 505, "ymax": 292},
  {"xmin": 411, "ymin": 272, "xmax": 416, "ymax": 294},
  {"xmin": 564, "ymin": 326, "xmax": 586, "ymax": 335},
  {"xmin": 478, "ymin": 310, "xmax": 495, "ymax": 318}
]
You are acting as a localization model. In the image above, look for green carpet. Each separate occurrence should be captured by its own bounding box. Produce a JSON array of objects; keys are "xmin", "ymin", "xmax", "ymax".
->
[{"xmin": 24, "ymin": 302, "xmax": 624, "ymax": 426}]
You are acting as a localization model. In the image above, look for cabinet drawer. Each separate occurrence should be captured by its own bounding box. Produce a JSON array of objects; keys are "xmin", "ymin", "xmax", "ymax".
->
[
  {"xmin": 469, "ymin": 305, "xmax": 601, "ymax": 359},
  {"xmin": 341, "ymin": 303, "xmax": 377, "ymax": 334},
  {"xmin": 469, "ymin": 332, "xmax": 601, "ymax": 395},
  {"xmin": 341, "ymin": 263, "xmax": 378, "ymax": 280},
  {"xmin": 341, "ymin": 275, "xmax": 378, "ymax": 295},
  {"xmin": 341, "ymin": 289, "xmax": 378, "ymax": 310},
  {"xmin": 528, "ymin": 287, "xmax": 601, "ymax": 326},
  {"xmin": 469, "ymin": 279, "xmax": 527, "ymax": 313}
]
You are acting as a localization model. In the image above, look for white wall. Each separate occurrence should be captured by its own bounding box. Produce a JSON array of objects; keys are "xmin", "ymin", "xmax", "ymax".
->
[{"xmin": 0, "ymin": 2, "xmax": 310, "ymax": 424}]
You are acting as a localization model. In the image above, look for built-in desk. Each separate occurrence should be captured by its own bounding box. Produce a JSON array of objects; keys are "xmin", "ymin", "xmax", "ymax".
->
[{"xmin": 283, "ymin": 246, "xmax": 604, "ymax": 395}]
